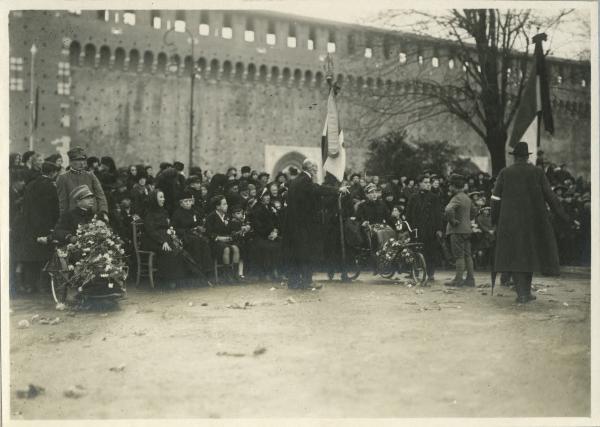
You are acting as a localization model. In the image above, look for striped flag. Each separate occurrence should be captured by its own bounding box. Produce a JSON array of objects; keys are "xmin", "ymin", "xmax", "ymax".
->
[
  {"xmin": 507, "ymin": 33, "xmax": 554, "ymax": 165},
  {"xmin": 321, "ymin": 83, "xmax": 346, "ymax": 183}
]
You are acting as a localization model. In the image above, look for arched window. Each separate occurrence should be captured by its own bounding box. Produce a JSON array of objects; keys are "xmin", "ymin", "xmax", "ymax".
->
[
  {"xmin": 270, "ymin": 66, "xmax": 280, "ymax": 83},
  {"xmin": 184, "ymin": 55, "xmax": 193, "ymax": 75},
  {"xmin": 143, "ymin": 51, "xmax": 153, "ymax": 73},
  {"xmin": 169, "ymin": 54, "xmax": 180, "ymax": 73},
  {"xmin": 304, "ymin": 70, "xmax": 313, "ymax": 86},
  {"xmin": 315, "ymin": 71, "xmax": 323, "ymax": 87},
  {"xmin": 259, "ymin": 65, "xmax": 268, "ymax": 82},
  {"xmin": 69, "ymin": 41, "xmax": 81, "ymax": 66},
  {"xmin": 114, "ymin": 47, "xmax": 126, "ymax": 70},
  {"xmin": 282, "ymin": 67, "xmax": 291, "ymax": 84},
  {"xmin": 83, "ymin": 43, "xmax": 96, "ymax": 67},
  {"xmin": 197, "ymin": 57, "xmax": 207, "ymax": 75},
  {"xmin": 247, "ymin": 63, "xmax": 256, "ymax": 82},
  {"xmin": 156, "ymin": 52, "xmax": 167, "ymax": 73},
  {"xmin": 234, "ymin": 62, "xmax": 244, "ymax": 80},
  {"xmin": 293, "ymin": 69, "xmax": 302, "ymax": 85},
  {"xmin": 129, "ymin": 49, "xmax": 140, "ymax": 71},
  {"xmin": 209, "ymin": 59, "xmax": 219, "ymax": 79},
  {"xmin": 222, "ymin": 61, "xmax": 232, "ymax": 79},
  {"xmin": 99, "ymin": 45, "xmax": 110, "ymax": 68}
]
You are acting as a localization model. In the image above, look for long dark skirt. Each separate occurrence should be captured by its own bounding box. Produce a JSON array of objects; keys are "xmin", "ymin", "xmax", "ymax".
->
[
  {"xmin": 183, "ymin": 234, "xmax": 213, "ymax": 274},
  {"xmin": 251, "ymin": 237, "xmax": 281, "ymax": 276}
]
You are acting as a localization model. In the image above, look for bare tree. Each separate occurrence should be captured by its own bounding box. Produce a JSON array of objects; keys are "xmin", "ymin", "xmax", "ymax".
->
[{"xmin": 346, "ymin": 9, "xmax": 575, "ymax": 176}]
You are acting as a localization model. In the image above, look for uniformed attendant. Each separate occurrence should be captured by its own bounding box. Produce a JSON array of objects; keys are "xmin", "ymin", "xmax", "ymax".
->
[
  {"xmin": 56, "ymin": 147, "xmax": 109, "ymax": 219},
  {"xmin": 444, "ymin": 174, "xmax": 477, "ymax": 287},
  {"xmin": 491, "ymin": 142, "xmax": 571, "ymax": 303},
  {"xmin": 51, "ymin": 185, "xmax": 97, "ymax": 244}
]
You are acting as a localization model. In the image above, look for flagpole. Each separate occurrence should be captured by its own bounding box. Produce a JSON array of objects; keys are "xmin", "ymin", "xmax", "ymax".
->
[{"xmin": 29, "ymin": 43, "xmax": 37, "ymax": 151}]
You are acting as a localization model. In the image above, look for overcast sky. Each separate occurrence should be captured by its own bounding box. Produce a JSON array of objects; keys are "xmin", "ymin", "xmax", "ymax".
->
[{"xmin": 244, "ymin": 1, "xmax": 591, "ymax": 60}]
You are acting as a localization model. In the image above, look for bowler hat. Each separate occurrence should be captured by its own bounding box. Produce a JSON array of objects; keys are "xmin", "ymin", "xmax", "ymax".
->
[
  {"xmin": 67, "ymin": 147, "xmax": 87, "ymax": 161},
  {"xmin": 508, "ymin": 142, "xmax": 532, "ymax": 156},
  {"xmin": 70, "ymin": 184, "xmax": 94, "ymax": 201}
]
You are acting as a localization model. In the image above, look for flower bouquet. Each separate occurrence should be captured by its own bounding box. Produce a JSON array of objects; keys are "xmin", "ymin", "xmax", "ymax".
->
[{"xmin": 64, "ymin": 218, "xmax": 128, "ymax": 298}]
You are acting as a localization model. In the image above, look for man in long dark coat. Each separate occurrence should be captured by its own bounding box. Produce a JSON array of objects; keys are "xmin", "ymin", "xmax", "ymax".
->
[
  {"xmin": 20, "ymin": 162, "xmax": 61, "ymax": 292},
  {"xmin": 491, "ymin": 142, "xmax": 571, "ymax": 303},
  {"xmin": 282, "ymin": 159, "xmax": 348, "ymax": 289},
  {"xmin": 406, "ymin": 175, "xmax": 444, "ymax": 282}
]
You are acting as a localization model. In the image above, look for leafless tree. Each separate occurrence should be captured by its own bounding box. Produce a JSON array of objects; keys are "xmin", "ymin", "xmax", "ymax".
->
[{"xmin": 346, "ymin": 9, "xmax": 575, "ymax": 176}]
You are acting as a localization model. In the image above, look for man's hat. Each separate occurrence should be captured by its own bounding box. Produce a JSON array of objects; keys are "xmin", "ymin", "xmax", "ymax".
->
[
  {"xmin": 188, "ymin": 175, "xmax": 202, "ymax": 184},
  {"xmin": 350, "ymin": 173, "xmax": 361, "ymax": 180},
  {"xmin": 67, "ymin": 147, "xmax": 87, "ymax": 161},
  {"xmin": 230, "ymin": 205, "xmax": 244, "ymax": 214},
  {"xmin": 365, "ymin": 183, "xmax": 377, "ymax": 194},
  {"xmin": 70, "ymin": 184, "xmax": 94, "ymax": 201},
  {"xmin": 178, "ymin": 190, "xmax": 194, "ymax": 201},
  {"xmin": 508, "ymin": 142, "xmax": 532, "ymax": 157},
  {"xmin": 241, "ymin": 166, "xmax": 251, "ymax": 174},
  {"xmin": 449, "ymin": 173, "xmax": 466, "ymax": 187}
]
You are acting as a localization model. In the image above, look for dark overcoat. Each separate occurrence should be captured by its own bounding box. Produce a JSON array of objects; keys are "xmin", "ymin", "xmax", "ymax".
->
[
  {"xmin": 492, "ymin": 161, "xmax": 568, "ymax": 275},
  {"xmin": 282, "ymin": 172, "xmax": 337, "ymax": 264},
  {"xmin": 406, "ymin": 191, "xmax": 443, "ymax": 242},
  {"xmin": 21, "ymin": 176, "xmax": 60, "ymax": 262}
]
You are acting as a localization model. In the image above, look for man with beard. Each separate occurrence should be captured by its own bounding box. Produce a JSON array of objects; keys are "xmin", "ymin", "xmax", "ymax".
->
[
  {"xmin": 282, "ymin": 159, "xmax": 348, "ymax": 289},
  {"xmin": 406, "ymin": 175, "xmax": 444, "ymax": 282}
]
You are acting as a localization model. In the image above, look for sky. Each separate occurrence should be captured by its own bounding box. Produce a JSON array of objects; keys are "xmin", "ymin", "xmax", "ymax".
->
[{"xmin": 243, "ymin": 0, "xmax": 592, "ymax": 60}]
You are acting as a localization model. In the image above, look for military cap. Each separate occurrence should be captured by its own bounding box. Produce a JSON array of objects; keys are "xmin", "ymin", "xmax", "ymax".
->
[
  {"xmin": 67, "ymin": 147, "xmax": 87, "ymax": 161},
  {"xmin": 70, "ymin": 184, "xmax": 94, "ymax": 201},
  {"xmin": 365, "ymin": 183, "xmax": 377, "ymax": 194}
]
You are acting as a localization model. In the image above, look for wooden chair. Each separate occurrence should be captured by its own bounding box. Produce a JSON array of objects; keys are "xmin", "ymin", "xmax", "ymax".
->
[
  {"xmin": 131, "ymin": 221, "xmax": 156, "ymax": 288},
  {"xmin": 213, "ymin": 259, "xmax": 234, "ymax": 284}
]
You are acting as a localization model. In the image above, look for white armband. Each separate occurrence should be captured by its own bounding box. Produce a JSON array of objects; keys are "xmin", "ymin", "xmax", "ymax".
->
[{"xmin": 491, "ymin": 195, "xmax": 501, "ymax": 201}]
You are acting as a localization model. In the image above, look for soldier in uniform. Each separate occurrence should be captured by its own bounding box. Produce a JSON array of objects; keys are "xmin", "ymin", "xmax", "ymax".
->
[
  {"xmin": 491, "ymin": 142, "xmax": 571, "ymax": 303},
  {"xmin": 56, "ymin": 147, "xmax": 109, "ymax": 220}
]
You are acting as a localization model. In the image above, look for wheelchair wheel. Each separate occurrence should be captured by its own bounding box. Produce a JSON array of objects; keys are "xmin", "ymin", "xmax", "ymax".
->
[
  {"xmin": 411, "ymin": 252, "xmax": 427, "ymax": 286},
  {"xmin": 378, "ymin": 258, "xmax": 396, "ymax": 279},
  {"xmin": 50, "ymin": 272, "xmax": 69, "ymax": 304}
]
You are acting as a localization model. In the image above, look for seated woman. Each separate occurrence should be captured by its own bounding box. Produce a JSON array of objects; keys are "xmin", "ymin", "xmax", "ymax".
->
[
  {"xmin": 204, "ymin": 195, "xmax": 241, "ymax": 283},
  {"xmin": 171, "ymin": 191, "xmax": 213, "ymax": 283},
  {"xmin": 142, "ymin": 189, "xmax": 195, "ymax": 289},
  {"xmin": 248, "ymin": 188, "xmax": 282, "ymax": 281}
]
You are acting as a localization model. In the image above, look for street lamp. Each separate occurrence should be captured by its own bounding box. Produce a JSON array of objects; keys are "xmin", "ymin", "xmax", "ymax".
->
[
  {"xmin": 163, "ymin": 28, "xmax": 198, "ymax": 170},
  {"xmin": 29, "ymin": 43, "xmax": 37, "ymax": 151}
]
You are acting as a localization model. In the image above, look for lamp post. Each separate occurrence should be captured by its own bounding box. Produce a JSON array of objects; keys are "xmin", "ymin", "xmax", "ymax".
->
[
  {"xmin": 164, "ymin": 28, "xmax": 197, "ymax": 170},
  {"xmin": 29, "ymin": 43, "xmax": 37, "ymax": 151}
]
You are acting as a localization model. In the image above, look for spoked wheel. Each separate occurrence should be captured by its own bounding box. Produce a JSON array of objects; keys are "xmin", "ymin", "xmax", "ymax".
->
[
  {"xmin": 50, "ymin": 272, "xmax": 69, "ymax": 304},
  {"xmin": 411, "ymin": 252, "xmax": 428, "ymax": 286},
  {"xmin": 378, "ymin": 259, "xmax": 396, "ymax": 279},
  {"xmin": 342, "ymin": 253, "xmax": 361, "ymax": 281}
]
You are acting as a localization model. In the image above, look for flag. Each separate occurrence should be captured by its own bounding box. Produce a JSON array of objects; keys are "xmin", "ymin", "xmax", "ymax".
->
[
  {"xmin": 507, "ymin": 33, "xmax": 554, "ymax": 165},
  {"xmin": 321, "ymin": 84, "xmax": 346, "ymax": 182}
]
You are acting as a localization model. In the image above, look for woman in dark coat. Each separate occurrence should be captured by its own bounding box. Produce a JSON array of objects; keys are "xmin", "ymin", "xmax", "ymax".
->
[
  {"xmin": 142, "ymin": 190, "xmax": 189, "ymax": 289},
  {"xmin": 98, "ymin": 156, "xmax": 118, "ymax": 190},
  {"xmin": 205, "ymin": 195, "xmax": 240, "ymax": 282},
  {"xmin": 20, "ymin": 162, "xmax": 61, "ymax": 292},
  {"xmin": 171, "ymin": 191, "xmax": 213, "ymax": 280},
  {"xmin": 248, "ymin": 188, "xmax": 282, "ymax": 281},
  {"xmin": 155, "ymin": 167, "xmax": 183, "ymax": 216}
]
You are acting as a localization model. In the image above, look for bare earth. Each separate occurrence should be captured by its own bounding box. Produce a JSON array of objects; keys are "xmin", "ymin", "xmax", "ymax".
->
[{"xmin": 8, "ymin": 270, "xmax": 590, "ymax": 419}]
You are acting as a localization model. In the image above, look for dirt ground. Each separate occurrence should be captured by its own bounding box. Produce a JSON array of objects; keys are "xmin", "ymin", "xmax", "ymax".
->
[{"xmin": 7, "ymin": 269, "xmax": 591, "ymax": 419}]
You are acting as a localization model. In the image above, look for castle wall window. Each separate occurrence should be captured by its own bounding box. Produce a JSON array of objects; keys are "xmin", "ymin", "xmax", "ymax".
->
[
  {"xmin": 123, "ymin": 11, "xmax": 136, "ymax": 26},
  {"xmin": 266, "ymin": 21, "xmax": 276, "ymax": 45},
  {"xmin": 199, "ymin": 23, "xmax": 210, "ymax": 36},
  {"xmin": 364, "ymin": 47, "xmax": 372, "ymax": 58},
  {"xmin": 245, "ymin": 30, "xmax": 255, "ymax": 42},
  {"xmin": 222, "ymin": 14, "xmax": 233, "ymax": 39},
  {"xmin": 69, "ymin": 42, "xmax": 81, "ymax": 66},
  {"xmin": 432, "ymin": 57, "xmax": 439, "ymax": 67},
  {"xmin": 151, "ymin": 11, "xmax": 161, "ymax": 29},
  {"xmin": 10, "ymin": 56, "xmax": 23, "ymax": 72},
  {"xmin": 287, "ymin": 36, "xmax": 296, "ymax": 48},
  {"xmin": 175, "ymin": 20, "xmax": 186, "ymax": 32},
  {"xmin": 448, "ymin": 58, "xmax": 455, "ymax": 69},
  {"xmin": 58, "ymin": 61, "xmax": 70, "ymax": 76},
  {"xmin": 308, "ymin": 28, "xmax": 316, "ymax": 50},
  {"xmin": 10, "ymin": 77, "xmax": 24, "ymax": 91},
  {"xmin": 327, "ymin": 42, "xmax": 336, "ymax": 53},
  {"xmin": 399, "ymin": 52, "xmax": 407, "ymax": 64},
  {"xmin": 57, "ymin": 82, "xmax": 70, "ymax": 95}
]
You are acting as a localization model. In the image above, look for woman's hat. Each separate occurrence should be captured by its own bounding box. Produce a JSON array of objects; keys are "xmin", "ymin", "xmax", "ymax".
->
[{"xmin": 508, "ymin": 141, "xmax": 532, "ymax": 156}]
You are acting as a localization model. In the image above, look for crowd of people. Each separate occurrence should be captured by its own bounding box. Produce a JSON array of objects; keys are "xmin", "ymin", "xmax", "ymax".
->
[{"xmin": 8, "ymin": 146, "xmax": 591, "ymax": 296}]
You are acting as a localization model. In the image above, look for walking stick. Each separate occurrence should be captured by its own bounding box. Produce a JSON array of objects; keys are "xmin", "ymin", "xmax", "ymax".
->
[{"xmin": 338, "ymin": 193, "xmax": 347, "ymax": 280}]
